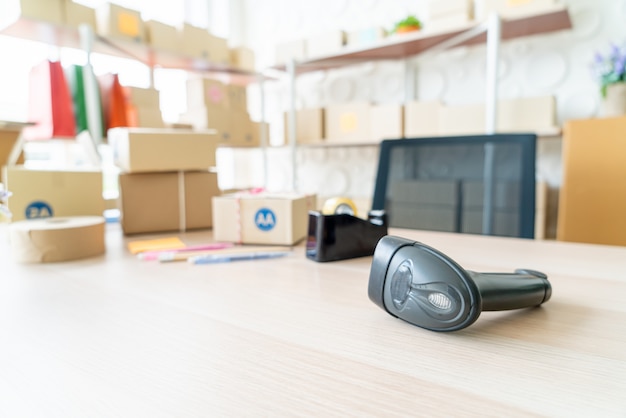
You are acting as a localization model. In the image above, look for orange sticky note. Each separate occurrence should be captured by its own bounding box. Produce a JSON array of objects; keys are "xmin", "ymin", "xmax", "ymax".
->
[
  {"xmin": 127, "ymin": 237, "xmax": 186, "ymax": 255},
  {"xmin": 118, "ymin": 12, "xmax": 140, "ymax": 37}
]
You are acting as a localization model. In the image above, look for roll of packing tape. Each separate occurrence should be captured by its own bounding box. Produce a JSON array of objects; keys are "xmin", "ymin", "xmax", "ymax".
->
[
  {"xmin": 322, "ymin": 197, "xmax": 358, "ymax": 216},
  {"xmin": 9, "ymin": 216, "xmax": 106, "ymax": 263}
]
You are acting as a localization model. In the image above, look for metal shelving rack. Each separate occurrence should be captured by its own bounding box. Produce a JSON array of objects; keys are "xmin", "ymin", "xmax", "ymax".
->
[
  {"xmin": 271, "ymin": 5, "xmax": 572, "ymax": 235},
  {"xmin": 0, "ymin": 13, "xmax": 270, "ymax": 184}
]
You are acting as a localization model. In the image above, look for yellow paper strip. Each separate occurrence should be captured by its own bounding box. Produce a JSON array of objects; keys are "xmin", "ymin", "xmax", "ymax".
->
[{"xmin": 127, "ymin": 237, "xmax": 186, "ymax": 255}]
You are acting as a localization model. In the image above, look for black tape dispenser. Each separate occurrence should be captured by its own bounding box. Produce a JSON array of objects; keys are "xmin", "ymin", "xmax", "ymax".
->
[{"xmin": 306, "ymin": 198, "xmax": 388, "ymax": 262}]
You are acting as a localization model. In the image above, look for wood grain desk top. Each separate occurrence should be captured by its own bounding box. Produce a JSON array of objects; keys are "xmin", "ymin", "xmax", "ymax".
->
[{"xmin": 1, "ymin": 224, "xmax": 625, "ymax": 417}]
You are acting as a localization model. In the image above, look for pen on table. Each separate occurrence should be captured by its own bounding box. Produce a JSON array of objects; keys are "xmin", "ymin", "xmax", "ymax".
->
[
  {"xmin": 188, "ymin": 250, "xmax": 293, "ymax": 265},
  {"xmin": 137, "ymin": 243, "xmax": 234, "ymax": 261},
  {"xmin": 159, "ymin": 246, "xmax": 293, "ymax": 263}
]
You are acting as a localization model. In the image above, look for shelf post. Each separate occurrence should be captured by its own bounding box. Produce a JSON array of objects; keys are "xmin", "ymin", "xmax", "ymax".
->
[
  {"xmin": 258, "ymin": 73, "xmax": 268, "ymax": 189},
  {"xmin": 287, "ymin": 58, "xmax": 297, "ymax": 192},
  {"xmin": 404, "ymin": 60, "xmax": 417, "ymax": 102},
  {"xmin": 485, "ymin": 13, "xmax": 501, "ymax": 135},
  {"xmin": 482, "ymin": 13, "xmax": 501, "ymax": 236}
]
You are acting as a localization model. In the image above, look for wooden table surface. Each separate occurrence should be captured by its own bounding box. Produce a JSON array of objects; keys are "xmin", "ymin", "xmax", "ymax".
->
[{"xmin": 1, "ymin": 224, "xmax": 625, "ymax": 417}]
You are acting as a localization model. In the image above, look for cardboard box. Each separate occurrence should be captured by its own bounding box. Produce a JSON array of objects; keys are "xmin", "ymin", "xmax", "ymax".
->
[
  {"xmin": 131, "ymin": 107, "xmax": 165, "ymax": 128},
  {"xmin": 223, "ymin": 111, "xmax": 260, "ymax": 147},
  {"xmin": 439, "ymin": 103, "xmax": 485, "ymax": 135},
  {"xmin": 228, "ymin": 85, "xmax": 248, "ymax": 111},
  {"xmin": 229, "ymin": 47, "xmax": 256, "ymax": 72},
  {"xmin": 124, "ymin": 86, "xmax": 160, "ymax": 108},
  {"xmin": 284, "ymin": 108, "xmax": 325, "ymax": 144},
  {"xmin": 460, "ymin": 181, "xmax": 527, "ymax": 237},
  {"xmin": 275, "ymin": 39, "xmax": 307, "ymax": 66},
  {"xmin": 428, "ymin": 0, "xmax": 473, "ymax": 17},
  {"xmin": 306, "ymin": 30, "xmax": 346, "ymax": 58},
  {"xmin": 212, "ymin": 192, "xmax": 316, "ymax": 245},
  {"xmin": 180, "ymin": 24, "xmax": 229, "ymax": 63},
  {"xmin": 370, "ymin": 103, "xmax": 404, "ymax": 141},
  {"xmin": 63, "ymin": 0, "xmax": 96, "ymax": 28},
  {"xmin": 462, "ymin": 180, "xmax": 521, "ymax": 210},
  {"xmin": 119, "ymin": 171, "xmax": 219, "ymax": 235},
  {"xmin": 186, "ymin": 78, "xmax": 229, "ymax": 109},
  {"xmin": 325, "ymin": 102, "xmax": 371, "ymax": 143},
  {"xmin": 404, "ymin": 101, "xmax": 441, "ymax": 137},
  {"xmin": 498, "ymin": 96, "xmax": 557, "ymax": 132},
  {"xmin": 3, "ymin": 166, "xmax": 103, "ymax": 221},
  {"xmin": 5, "ymin": 0, "xmax": 64, "ymax": 25},
  {"xmin": 245, "ymin": 120, "xmax": 268, "ymax": 147},
  {"xmin": 109, "ymin": 128, "xmax": 218, "ymax": 173},
  {"xmin": 145, "ymin": 20, "xmax": 180, "ymax": 52},
  {"xmin": 388, "ymin": 180, "xmax": 460, "ymax": 231},
  {"xmin": 476, "ymin": 0, "xmax": 558, "ymax": 20},
  {"xmin": 389, "ymin": 180, "xmax": 459, "ymax": 205},
  {"xmin": 557, "ymin": 116, "xmax": 626, "ymax": 246},
  {"xmin": 207, "ymin": 33, "xmax": 230, "ymax": 65},
  {"xmin": 95, "ymin": 3, "xmax": 145, "ymax": 42},
  {"xmin": 346, "ymin": 27, "xmax": 386, "ymax": 47},
  {"xmin": 0, "ymin": 127, "xmax": 25, "ymax": 180},
  {"xmin": 427, "ymin": 13, "xmax": 474, "ymax": 32},
  {"xmin": 181, "ymin": 24, "xmax": 211, "ymax": 60},
  {"xmin": 389, "ymin": 204, "xmax": 458, "ymax": 232},
  {"xmin": 178, "ymin": 106, "xmax": 231, "ymax": 136},
  {"xmin": 439, "ymin": 96, "xmax": 557, "ymax": 135}
]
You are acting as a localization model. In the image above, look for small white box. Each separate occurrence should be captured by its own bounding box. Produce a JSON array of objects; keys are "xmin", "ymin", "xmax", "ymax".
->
[
  {"xmin": 428, "ymin": 0, "xmax": 473, "ymax": 18},
  {"xmin": 212, "ymin": 192, "xmax": 316, "ymax": 245},
  {"xmin": 476, "ymin": 0, "xmax": 558, "ymax": 20},
  {"xmin": 346, "ymin": 27, "xmax": 386, "ymax": 47},
  {"xmin": 325, "ymin": 102, "xmax": 371, "ymax": 143},
  {"xmin": 306, "ymin": 30, "xmax": 347, "ymax": 58},
  {"xmin": 404, "ymin": 101, "xmax": 442, "ymax": 137},
  {"xmin": 370, "ymin": 104, "xmax": 404, "ymax": 141}
]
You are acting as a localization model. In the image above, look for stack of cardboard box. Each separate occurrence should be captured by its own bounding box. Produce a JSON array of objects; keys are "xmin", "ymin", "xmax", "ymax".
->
[
  {"xmin": 179, "ymin": 77, "xmax": 267, "ymax": 147},
  {"xmin": 284, "ymin": 95, "xmax": 557, "ymax": 144},
  {"xmin": 110, "ymin": 127, "xmax": 221, "ymax": 235},
  {"xmin": 285, "ymin": 102, "xmax": 405, "ymax": 144}
]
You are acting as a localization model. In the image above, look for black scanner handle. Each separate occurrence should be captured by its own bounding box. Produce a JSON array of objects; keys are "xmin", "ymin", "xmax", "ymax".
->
[{"xmin": 469, "ymin": 269, "xmax": 551, "ymax": 311}]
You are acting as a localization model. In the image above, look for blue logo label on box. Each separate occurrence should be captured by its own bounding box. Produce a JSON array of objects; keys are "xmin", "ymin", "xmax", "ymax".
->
[
  {"xmin": 25, "ymin": 201, "xmax": 53, "ymax": 219},
  {"xmin": 255, "ymin": 208, "xmax": 276, "ymax": 231}
]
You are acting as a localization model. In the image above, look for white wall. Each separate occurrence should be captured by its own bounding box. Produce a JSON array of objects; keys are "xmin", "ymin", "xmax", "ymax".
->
[{"xmin": 237, "ymin": 0, "xmax": 626, "ymax": 236}]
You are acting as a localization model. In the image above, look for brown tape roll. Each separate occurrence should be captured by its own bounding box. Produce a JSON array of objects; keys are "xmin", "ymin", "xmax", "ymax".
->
[
  {"xmin": 322, "ymin": 197, "xmax": 358, "ymax": 216},
  {"xmin": 9, "ymin": 216, "xmax": 106, "ymax": 263}
]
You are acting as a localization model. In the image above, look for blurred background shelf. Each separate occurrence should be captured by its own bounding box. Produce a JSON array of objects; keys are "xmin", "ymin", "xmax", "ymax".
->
[{"xmin": 271, "ymin": 5, "xmax": 571, "ymax": 74}]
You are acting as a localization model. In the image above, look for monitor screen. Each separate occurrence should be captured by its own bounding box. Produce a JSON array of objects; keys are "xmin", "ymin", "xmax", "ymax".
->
[{"xmin": 372, "ymin": 134, "xmax": 537, "ymax": 238}]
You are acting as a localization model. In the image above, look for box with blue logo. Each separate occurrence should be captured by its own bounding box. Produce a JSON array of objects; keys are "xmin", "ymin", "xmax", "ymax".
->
[
  {"xmin": 212, "ymin": 192, "xmax": 316, "ymax": 245},
  {"xmin": 3, "ymin": 166, "xmax": 104, "ymax": 221}
]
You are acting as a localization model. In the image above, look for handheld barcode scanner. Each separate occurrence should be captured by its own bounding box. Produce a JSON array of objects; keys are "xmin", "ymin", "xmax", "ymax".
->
[{"xmin": 368, "ymin": 236, "xmax": 552, "ymax": 332}]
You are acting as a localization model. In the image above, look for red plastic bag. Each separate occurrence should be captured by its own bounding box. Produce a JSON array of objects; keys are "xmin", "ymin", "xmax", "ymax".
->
[
  {"xmin": 24, "ymin": 60, "xmax": 77, "ymax": 140},
  {"xmin": 98, "ymin": 73, "xmax": 136, "ymax": 131}
]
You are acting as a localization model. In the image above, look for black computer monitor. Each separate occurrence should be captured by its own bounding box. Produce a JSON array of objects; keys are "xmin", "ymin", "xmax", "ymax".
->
[{"xmin": 371, "ymin": 134, "xmax": 537, "ymax": 238}]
